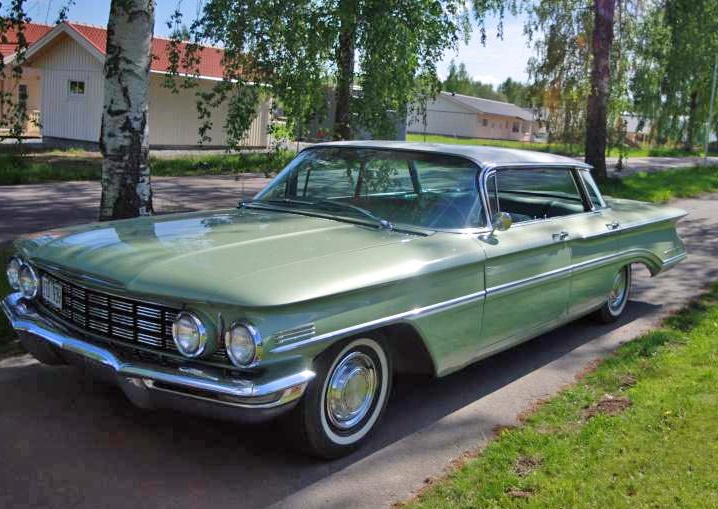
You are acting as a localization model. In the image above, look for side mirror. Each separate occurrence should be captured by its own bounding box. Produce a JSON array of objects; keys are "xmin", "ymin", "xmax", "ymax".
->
[{"xmin": 490, "ymin": 212, "xmax": 512, "ymax": 235}]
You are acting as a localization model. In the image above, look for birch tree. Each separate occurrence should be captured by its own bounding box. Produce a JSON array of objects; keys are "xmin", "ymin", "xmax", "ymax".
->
[
  {"xmin": 584, "ymin": 0, "xmax": 616, "ymax": 178},
  {"xmin": 99, "ymin": 0, "xmax": 155, "ymax": 220},
  {"xmin": 188, "ymin": 0, "xmax": 470, "ymax": 141}
]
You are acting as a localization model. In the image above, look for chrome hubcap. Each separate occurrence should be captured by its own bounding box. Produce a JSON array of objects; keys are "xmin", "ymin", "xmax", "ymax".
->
[
  {"xmin": 326, "ymin": 352, "xmax": 377, "ymax": 430},
  {"xmin": 608, "ymin": 269, "xmax": 628, "ymax": 313}
]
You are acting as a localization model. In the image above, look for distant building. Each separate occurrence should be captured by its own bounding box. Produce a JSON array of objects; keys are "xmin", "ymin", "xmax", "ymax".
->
[
  {"xmin": 1, "ymin": 21, "xmax": 270, "ymax": 148},
  {"xmin": 622, "ymin": 114, "xmax": 652, "ymax": 143},
  {"xmin": 407, "ymin": 91, "xmax": 536, "ymax": 141}
]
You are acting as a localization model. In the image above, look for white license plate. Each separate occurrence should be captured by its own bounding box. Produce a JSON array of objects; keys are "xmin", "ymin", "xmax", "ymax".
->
[{"xmin": 42, "ymin": 277, "xmax": 63, "ymax": 310}]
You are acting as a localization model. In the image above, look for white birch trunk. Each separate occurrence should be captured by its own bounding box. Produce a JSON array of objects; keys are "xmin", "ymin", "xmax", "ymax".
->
[{"xmin": 99, "ymin": 0, "xmax": 155, "ymax": 220}]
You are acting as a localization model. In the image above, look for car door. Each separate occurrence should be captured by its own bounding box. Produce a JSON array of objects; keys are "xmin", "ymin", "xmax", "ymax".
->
[
  {"xmin": 478, "ymin": 167, "xmax": 573, "ymax": 348},
  {"xmin": 559, "ymin": 168, "xmax": 625, "ymax": 317}
]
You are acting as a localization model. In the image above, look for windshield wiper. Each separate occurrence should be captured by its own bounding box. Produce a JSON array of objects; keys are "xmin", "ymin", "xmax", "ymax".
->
[
  {"xmin": 251, "ymin": 197, "xmax": 393, "ymax": 230},
  {"xmin": 314, "ymin": 199, "xmax": 393, "ymax": 230}
]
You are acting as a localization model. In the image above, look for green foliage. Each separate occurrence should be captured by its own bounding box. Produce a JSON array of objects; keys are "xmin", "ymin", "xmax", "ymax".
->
[
  {"xmin": 407, "ymin": 133, "xmax": 703, "ymax": 158},
  {"xmin": 0, "ymin": 150, "xmax": 293, "ymax": 185},
  {"xmin": 0, "ymin": 0, "xmax": 33, "ymax": 141},
  {"xmin": 632, "ymin": 0, "xmax": 718, "ymax": 149},
  {"xmin": 497, "ymin": 77, "xmax": 532, "ymax": 107},
  {"xmin": 405, "ymin": 284, "xmax": 718, "ymax": 508},
  {"xmin": 442, "ymin": 60, "xmax": 508, "ymax": 101},
  {"xmin": 186, "ymin": 0, "xmax": 471, "ymax": 142},
  {"xmin": 525, "ymin": 0, "xmax": 593, "ymax": 146}
]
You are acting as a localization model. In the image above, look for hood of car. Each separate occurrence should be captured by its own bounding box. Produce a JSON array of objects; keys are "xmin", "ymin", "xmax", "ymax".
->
[{"xmin": 15, "ymin": 207, "xmax": 473, "ymax": 307}]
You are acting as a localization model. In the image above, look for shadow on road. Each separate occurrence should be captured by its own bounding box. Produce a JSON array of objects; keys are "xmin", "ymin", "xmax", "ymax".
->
[
  {"xmin": 0, "ymin": 295, "xmax": 659, "ymax": 509},
  {"xmin": 0, "ymin": 194, "xmax": 716, "ymax": 509}
]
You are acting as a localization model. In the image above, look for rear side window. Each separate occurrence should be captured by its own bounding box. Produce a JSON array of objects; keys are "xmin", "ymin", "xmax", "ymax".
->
[
  {"xmin": 494, "ymin": 168, "xmax": 587, "ymax": 223},
  {"xmin": 580, "ymin": 171, "xmax": 606, "ymax": 208},
  {"xmin": 415, "ymin": 159, "xmax": 477, "ymax": 193}
]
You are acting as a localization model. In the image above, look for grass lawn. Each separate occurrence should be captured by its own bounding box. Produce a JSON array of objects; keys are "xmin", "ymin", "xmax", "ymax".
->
[
  {"xmin": 0, "ymin": 148, "xmax": 294, "ymax": 185},
  {"xmin": 599, "ymin": 165, "xmax": 718, "ymax": 203},
  {"xmin": 403, "ymin": 284, "xmax": 718, "ymax": 508},
  {"xmin": 407, "ymin": 133, "xmax": 715, "ymax": 158}
]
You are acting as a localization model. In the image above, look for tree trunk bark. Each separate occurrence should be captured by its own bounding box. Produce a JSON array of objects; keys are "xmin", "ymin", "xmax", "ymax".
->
[
  {"xmin": 684, "ymin": 90, "xmax": 698, "ymax": 151},
  {"xmin": 99, "ymin": 0, "xmax": 155, "ymax": 221},
  {"xmin": 585, "ymin": 0, "xmax": 616, "ymax": 180},
  {"xmin": 332, "ymin": 0, "xmax": 357, "ymax": 141}
]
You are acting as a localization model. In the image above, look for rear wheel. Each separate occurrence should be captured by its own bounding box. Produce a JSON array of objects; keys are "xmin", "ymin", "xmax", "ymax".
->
[
  {"xmin": 593, "ymin": 265, "xmax": 632, "ymax": 323},
  {"xmin": 286, "ymin": 335, "xmax": 392, "ymax": 459}
]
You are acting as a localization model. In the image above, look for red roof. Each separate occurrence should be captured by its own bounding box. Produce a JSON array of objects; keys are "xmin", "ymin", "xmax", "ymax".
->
[
  {"xmin": 0, "ymin": 23, "xmax": 52, "ymax": 57},
  {"xmin": 5, "ymin": 21, "xmax": 225, "ymax": 79}
]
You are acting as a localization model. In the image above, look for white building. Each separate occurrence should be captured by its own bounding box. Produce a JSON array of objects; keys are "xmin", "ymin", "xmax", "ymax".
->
[
  {"xmin": 3, "ymin": 21, "xmax": 270, "ymax": 148},
  {"xmin": 407, "ymin": 91, "xmax": 536, "ymax": 142}
]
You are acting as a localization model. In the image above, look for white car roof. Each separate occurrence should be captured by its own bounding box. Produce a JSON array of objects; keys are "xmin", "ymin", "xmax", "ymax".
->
[{"xmin": 307, "ymin": 140, "xmax": 592, "ymax": 170}]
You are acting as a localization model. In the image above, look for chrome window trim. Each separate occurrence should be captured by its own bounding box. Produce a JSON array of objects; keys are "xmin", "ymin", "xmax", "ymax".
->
[
  {"xmin": 478, "ymin": 163, "xmax": 595, "ymax": 226},
  {"xmin": 254, "ymin": 147, "xmax": 489, "ymax": 233},
  {"xmin": 577, "ymin": 169, "xmax": 607, "ymax": 210}
]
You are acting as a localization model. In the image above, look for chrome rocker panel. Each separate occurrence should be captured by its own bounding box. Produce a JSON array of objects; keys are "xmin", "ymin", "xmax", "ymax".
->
[{"xmin": 2, "ymin": 293, "xmax": 315, "ymax": 423}]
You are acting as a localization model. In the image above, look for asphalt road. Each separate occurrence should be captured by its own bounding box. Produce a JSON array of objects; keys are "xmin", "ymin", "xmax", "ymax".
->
[
  {"xmin": 1, "ymin": 156, "xmax": 717, "ymax": 244},
  {"xmin": 0, "ymin": 194, "xmax": 716, "ymax": 509}
]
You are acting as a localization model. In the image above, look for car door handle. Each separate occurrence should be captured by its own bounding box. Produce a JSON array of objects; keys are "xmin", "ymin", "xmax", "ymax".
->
[
  {"xmin": 552, "ymin": 231, "xmax": 570, "ymax": 241},
  {"xmin": 606, "ymin": 221, "xmax": 620, "ymax": 230}
]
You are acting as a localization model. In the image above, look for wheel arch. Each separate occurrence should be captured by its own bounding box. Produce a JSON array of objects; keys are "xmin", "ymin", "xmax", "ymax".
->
[{"xmin": 311, "ymin": 322, "xmax": 437, "ymax": 377}]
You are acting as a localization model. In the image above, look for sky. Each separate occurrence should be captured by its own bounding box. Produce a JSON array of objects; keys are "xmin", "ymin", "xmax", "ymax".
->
[{"xmin": 23, "ymin": 0, "xmax": 533, "ymax": 86}]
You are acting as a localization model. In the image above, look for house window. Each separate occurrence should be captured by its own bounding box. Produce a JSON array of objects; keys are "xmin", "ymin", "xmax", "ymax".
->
[
  {"xmin": 18, "ymin": 84, "xmax": 28, "ymax": 102},
  {"xmin": 512, "ymin": 121, "xmax": 520, "ymax": 133},
  {"xmin": 68, "ymin": 80, "xmax": 85, "ymax": 96},
  {"xmin": 482, "ymin": 118, "xmax": 488, "ymax": 127}
]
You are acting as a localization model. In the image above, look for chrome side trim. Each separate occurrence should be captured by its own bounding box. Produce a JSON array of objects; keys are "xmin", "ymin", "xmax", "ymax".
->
[
  {"xmin": 272, "ymin": 247, "xmax": 684, "ymax": 353},
  {"xmin": 661, "ymin": 251, "xmax": 687, "ymax": 269},
  {"xmin": 271, "ymin": 323, "xmax": 317, "ymax": 344},
  {"xmin": 270, "ymin": 290, "xmax": 487, "ymax": 353},
  {"xmin": 486, "ymin": 264, "xmax": 572, "ymax": 298},
  {"xmin": 2, "ymin": 293, "xmax": 314, "ymax": 405}
]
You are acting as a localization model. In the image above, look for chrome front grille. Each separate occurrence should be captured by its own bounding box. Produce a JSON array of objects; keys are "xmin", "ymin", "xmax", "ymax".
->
[{"xmin": 36, "ymin": 271, "xmax": 229, "ymax": 364}]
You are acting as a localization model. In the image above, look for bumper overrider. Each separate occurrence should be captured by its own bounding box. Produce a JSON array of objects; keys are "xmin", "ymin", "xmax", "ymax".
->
[{"xmin": 2, "ymin": 293, "xmax": 315, "ymax": 423}]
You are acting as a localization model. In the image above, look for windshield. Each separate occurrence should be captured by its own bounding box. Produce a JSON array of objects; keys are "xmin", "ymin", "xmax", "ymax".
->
[{"xmin": 253, "ymin": 147, "xmax": 484, "ymax": 230}]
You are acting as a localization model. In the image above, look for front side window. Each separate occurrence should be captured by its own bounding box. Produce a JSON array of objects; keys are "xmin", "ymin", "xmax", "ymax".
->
[
  {"xmin": 492, "ymin": 167, "xmax": 587, "ymax": 223},
  {"xmin": 255, "ymin": 148, "xmax": 483, "ymax": 230}
]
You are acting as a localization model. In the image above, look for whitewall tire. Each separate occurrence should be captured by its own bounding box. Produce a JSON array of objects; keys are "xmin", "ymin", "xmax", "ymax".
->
[
  {"xmin": 286, "ymin": 335, "xmax": 392, "ymax": 459},
  {"xmin": 594, "ymin": 265, "xmax": 632, "ymax": 323}
]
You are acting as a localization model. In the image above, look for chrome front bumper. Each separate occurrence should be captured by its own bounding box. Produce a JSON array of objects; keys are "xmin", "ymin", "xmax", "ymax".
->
[{"xmin": 2, "ymin": 293, "xmax": 314, "ymax": 422}]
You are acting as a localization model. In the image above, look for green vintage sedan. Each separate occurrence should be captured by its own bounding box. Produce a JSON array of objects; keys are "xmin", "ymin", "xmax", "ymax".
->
[{"xmin": 3, "ymin": 142, "xmax": 686, "ymax": 458}]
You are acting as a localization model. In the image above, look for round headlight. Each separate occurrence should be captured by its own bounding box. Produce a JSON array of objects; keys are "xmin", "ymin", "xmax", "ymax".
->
[
  {"xmin": 6, "ymin": 257, "xmax": 23, "ymax": 290},
  {"xmin": 18, "ymin": 263, "xmax": 39, "ymax": 299},
  {"xmin": 225, "ymin": 323, "xmax": 261, "ymax": 367},
  {"xmin": 172, "ymin": 312, "xmax": 207, "ymax": 357}
]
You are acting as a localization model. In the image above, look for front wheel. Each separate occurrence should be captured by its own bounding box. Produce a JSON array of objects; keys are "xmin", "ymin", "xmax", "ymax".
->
[
  {"xmin": 593, "ymin": 265, "xmax": 632, "ymax": 323},
  {"xmin": 286, "ymin": 335, "xmax": 392, "ymax": 459}
]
